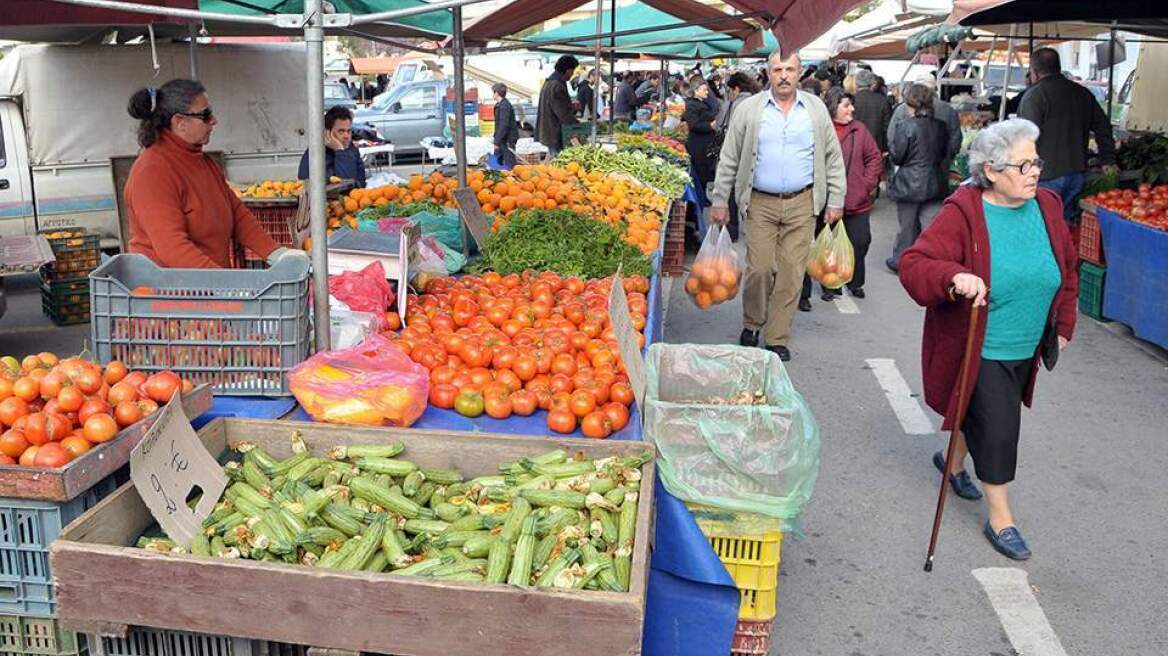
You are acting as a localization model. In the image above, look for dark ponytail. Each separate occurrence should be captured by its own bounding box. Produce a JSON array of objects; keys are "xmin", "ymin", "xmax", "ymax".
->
[{"xmin": 127, "ymin": 79, "xmax": 206, "ymax": 148}]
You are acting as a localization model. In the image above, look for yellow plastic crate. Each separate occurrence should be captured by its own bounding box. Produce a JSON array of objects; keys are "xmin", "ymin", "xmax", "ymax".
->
[{"xmin": 690, "ymin": 509, "xmax": 782, "ymax": 620}]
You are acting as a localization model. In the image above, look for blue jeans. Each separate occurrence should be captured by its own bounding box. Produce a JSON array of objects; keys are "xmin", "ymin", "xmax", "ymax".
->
[{"xmin": 1039, "ymin": 173, "xmax": 1085, "ymax": 224}]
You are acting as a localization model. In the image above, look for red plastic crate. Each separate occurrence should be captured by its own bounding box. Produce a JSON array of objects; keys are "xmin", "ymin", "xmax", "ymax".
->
[
  {"xmin": 237, "ymin": 201, "xmax": 298, "ymax": 267},
  {"xmin": 730, "ymin": 619, "xmax": 774, "ymax": 655},
  {"xmin": 1078, "ymin": 210, "xmax": 1104, "ymax": 266}
]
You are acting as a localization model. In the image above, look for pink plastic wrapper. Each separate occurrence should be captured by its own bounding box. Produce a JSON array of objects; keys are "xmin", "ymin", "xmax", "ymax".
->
[
  {"xmin": 328, "ymin": 261, "xmax": 394, "ymax": 327},
  {"xmin": 289, "ymin": 334, "xmax": 429, "ymax": 427}
]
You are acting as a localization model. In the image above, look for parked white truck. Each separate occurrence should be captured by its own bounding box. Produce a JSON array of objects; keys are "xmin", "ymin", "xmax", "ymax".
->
[{"xmin": 0, "ymin": 42, "xmax": 310, "ymax": 249}]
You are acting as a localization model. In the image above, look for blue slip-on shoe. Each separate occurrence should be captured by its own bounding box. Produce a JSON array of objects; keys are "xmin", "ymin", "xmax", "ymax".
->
[
  {"xmin": 984, "ymin": 522, "xmax": 1032, "ymax": 561},
  {"xmin": 933, "ymin": 450, "xmax": 983, "ymax": 500}
]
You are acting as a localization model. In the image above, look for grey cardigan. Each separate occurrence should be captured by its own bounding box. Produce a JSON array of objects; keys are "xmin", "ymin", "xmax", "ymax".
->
[{"xmin": 710, "ymin": 89, "xmax": 847, "ymax": 217}]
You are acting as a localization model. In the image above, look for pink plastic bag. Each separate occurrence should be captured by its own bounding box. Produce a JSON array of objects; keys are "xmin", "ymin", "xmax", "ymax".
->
[
  {"xmin": 328, "ymin": 261, "xmax": 394, "ymax": 324},
  {"xmin": 289, "ymin": 334, "xmax": 429, "ymax": 427}
]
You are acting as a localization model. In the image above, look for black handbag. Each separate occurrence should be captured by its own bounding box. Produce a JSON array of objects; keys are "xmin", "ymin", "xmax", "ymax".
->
[
  {"xmin": 706, "ymin": 130, "xmax": 725, "ymax": 160},
  {"xmin": 1040, "ymin": 313, "xmax": 1060, "ymax": 371}
]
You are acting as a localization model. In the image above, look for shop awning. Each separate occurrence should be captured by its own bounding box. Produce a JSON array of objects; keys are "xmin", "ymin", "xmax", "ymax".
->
[
  {"xmin": 523, "ymin": 2, "xmax": 777, "ymax": 59},
  {"xmin": 464, "ymin": 0, "xmax": 764, "ymax": 48},
  {"xmin": 198, "ymin": 0, "xmax": 453, "ymax": 38},
  {"xmin": 722, "ymin": 0, "xmax": 870, "ymax": 53},
  {"xmin": 0, "ymin": 0, "xmax": 197, "ymax": 42},
  {"xmin": 949, "ymin": 0, "xmax": 1168, "ymax": 39}
]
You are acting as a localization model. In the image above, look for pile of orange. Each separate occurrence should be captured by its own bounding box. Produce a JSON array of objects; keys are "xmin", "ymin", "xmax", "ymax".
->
[
  {"xmin": 326, "ymin": 165, "xmax": 668, "ymax": 255},
  {"xmin": 0, "ymin": 352, "xmax": 193, "ymax": 468},
  {"xmin": 684, "ymin": 256, "xmax": 742, "ymax": 310}
]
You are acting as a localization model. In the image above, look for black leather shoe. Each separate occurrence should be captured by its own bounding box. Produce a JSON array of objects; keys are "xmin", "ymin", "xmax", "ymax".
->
[
  {"xmin": 798, "ymin": 298, "xmax": 812, "ymax": 312},
  {"xmin": 885, "ymin": 257, "xmax": 899, "ymax": 273},
  {"xmin": 766, "ymin": 345, "xmax": 791, "ymax": 361},
  {"xmin": 984, "ymin": 522, "xmax": 1032, "ymax": 561},
  {"xmin": 820, "ymin": 291, "xmax": 836, "ymax": 302},
  {"xmin": 933, "ymin": 451, "xmax": 983, "ymax": 500},
  {"xmin": 739, "ymin": 329, "xmax": 759, "ymax": 347},
  {"xmin": 849, "ymin": 287, "xmax": 865, "ymax": 299}
]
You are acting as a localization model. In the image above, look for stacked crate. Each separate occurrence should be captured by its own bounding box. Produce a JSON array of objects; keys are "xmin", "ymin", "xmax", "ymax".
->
[
  {"xmin": 38, "ymin": 229, "xmax": 100, "ymax": 325},
  {"xmin": 235, "ymin": 199, "xmax": 299, "ymax": 269},
  {"xmin": 0, "ymin": 476, "xmax": 119, "ymax": 656},
  {"xmin": 691, "ymin": 511, "xmax": 782, "ymax": 655},
  {"xmin": 661, "ymin": 200, "xmax": 687, "ymax": 276},
  {"xmin": 1077, "ymin": 202, "xmax": 1109, "ymax": 322}
]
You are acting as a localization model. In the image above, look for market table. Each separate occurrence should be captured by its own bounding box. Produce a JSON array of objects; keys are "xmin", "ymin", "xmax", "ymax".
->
[{"xmin": 1096, "ymin": 208, "xmax": 1168, "ymax": 349}]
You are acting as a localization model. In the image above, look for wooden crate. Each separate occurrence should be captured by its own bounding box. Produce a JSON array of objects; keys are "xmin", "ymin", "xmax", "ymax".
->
[
  {"xmin": 0, "ymin": 386, "xmax": 211, "ymax": 502},
  {"xmin": 51, "ymin": 419, "xmax": 656, "ymax": 656}
]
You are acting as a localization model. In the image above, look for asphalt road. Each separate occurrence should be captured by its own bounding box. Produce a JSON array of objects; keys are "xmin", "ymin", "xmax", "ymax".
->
[{"xmin": 664, "ymin": 198, "xmax": 1168, "ymax": 656}]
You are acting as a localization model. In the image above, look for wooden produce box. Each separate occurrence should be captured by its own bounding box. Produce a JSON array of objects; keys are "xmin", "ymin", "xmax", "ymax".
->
[
  {"xmin": 0, "ymin": 386, "xmax": 212, "ymax": 502},
  {"xmin": 51, "ymin": 419, "xmax": 656, "ymax": 656}
]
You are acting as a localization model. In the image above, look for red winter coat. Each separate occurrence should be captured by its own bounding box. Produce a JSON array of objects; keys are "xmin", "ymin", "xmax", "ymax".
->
[
  {"xmin": 898, "ymin": 185, "xmax": 1079, "ymax": 429},
  {"xmin": 834, "ymin": 120, "xmax": 883, "ymax": 215}
]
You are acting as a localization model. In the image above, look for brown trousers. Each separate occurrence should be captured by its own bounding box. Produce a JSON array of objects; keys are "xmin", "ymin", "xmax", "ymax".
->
[{"xmin": 742, "ymin": 189, "xmax": 816, "ymax": 346}]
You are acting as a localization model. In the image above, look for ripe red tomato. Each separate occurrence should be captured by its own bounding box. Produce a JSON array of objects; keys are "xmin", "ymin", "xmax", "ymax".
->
[
  {"xmin": 610, "ymin": 382, "xmax": 635, "ymax": 406},
  {"xmin": 83, "ymin": 413, "xmax": 119, "ymax": 444},
  {"xmin": 546, "ymin": 409, "xmax": 577, "ymax": 434},
  {"xmin": 510, "ymin": 390, "xmax": 538, "ymax": 417},
  {"xmin": 484, "ymin": 394, "xmax": 513, "ymax": 419},
  {"xmin": 33, "ymin": 442, "xmax": 72, "ymax": 468},
  {"xmin": 569, "ymin": 390, "xmax": 597, "ymax": 418},
  {"xmin": 113, "ymin": 401, "xmax": 144, "ymax": 428},
  {"xmin": 144, "ymin": 371, "xmax": 182, "ymax": 403},
  {"xmin": 0, "ymin": 429, "xmax": 30, "ymax": 458},
  {"xmin": 581, "ymin": 411, "xmax": 612, "ymax": 439},
  {"xmin": 429, "ymin": 384, "xmax": 458, "ymax": 410},
  {"xmin": 601, "ymin": 402, "xmax": 631, "ymax": 432},
  {"xmin": 78, "ymin": 398, "xmax": 111, "ymax": 425}
]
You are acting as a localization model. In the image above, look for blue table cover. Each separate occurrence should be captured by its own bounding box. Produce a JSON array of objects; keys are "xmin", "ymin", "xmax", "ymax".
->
[
  {"xmin": 1097, "ymin": 209, "xmax": 1168, "ymax": 349},
  {"xmin": 193, "ymin": 396, "xmax": 297, "ymax": 429}
]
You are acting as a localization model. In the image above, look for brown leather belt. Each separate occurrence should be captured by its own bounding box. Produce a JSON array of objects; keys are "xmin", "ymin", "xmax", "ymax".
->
[{"xmin": 752, "ymin": 184, "xmax": 812, "ymax": 200}]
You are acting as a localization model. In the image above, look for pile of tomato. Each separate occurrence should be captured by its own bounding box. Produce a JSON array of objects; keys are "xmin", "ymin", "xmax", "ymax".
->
[
  {"xmin": 388, "ymin": 271, "xmax": 650, "ymax": 439},
  {"xmin": 0, "ymin": 352, "xmax": 193, "ymax": 468},
  {"xmin": 1086, "ymin": 183, "xmax": 1168, "ymax": 231}
]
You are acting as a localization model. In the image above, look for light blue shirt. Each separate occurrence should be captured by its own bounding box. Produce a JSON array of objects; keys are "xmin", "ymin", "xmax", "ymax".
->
[{"xmin": 752, "ymin": 94, "xmax": 815, "ymax": 194}]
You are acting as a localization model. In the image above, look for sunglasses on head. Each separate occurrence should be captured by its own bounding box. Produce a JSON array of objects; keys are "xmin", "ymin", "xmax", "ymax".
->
[{"xmin": 177, "ymin": 107, "xmax": 214, "ymax": 123}]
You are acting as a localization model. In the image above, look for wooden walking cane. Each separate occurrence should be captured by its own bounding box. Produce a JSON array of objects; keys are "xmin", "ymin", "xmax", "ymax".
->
[{"xmin": 924, "ymin": 301, "xmax": 981, "ymax": 573}]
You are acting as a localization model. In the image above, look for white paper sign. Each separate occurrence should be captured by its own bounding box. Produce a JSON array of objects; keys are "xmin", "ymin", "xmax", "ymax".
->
[
  {"xmin": 130, "ymin": 394, "xmax": 228, "ymax": 549},
  {"xmin": 608, "ymin": 272, "xmax": 647, "ymax": 411}
]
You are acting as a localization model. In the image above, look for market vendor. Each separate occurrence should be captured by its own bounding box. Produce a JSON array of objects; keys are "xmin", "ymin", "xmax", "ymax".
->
[
  {"xmin": 124, "ymin": 79, "xmax": 291, "ymax": 269},
  {"xmin": 298, "ymin": 106, "xmax": 368, "ymax": 188}
]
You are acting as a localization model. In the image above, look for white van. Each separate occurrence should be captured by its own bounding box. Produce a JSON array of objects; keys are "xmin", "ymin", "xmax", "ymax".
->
[{"xmin": 0, "ymin": 42, "xmax": 310, "ymax": 249}]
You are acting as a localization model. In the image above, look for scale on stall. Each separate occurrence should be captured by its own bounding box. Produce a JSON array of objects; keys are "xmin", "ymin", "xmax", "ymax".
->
[{"xmin": 325, "ymin": 223, "xmax": 420, "ymax": 328}]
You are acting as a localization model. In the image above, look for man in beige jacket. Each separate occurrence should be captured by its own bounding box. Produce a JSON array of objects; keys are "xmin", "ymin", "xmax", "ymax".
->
[{"xmin": 710, "ymin": 50, "xmax": 847, "ymax": 361}]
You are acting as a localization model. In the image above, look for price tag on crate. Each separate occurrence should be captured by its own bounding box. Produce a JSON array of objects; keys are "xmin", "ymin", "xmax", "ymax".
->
[
  {"xmin": 608, "ymin": 271, "xmax": 647, "ymax": 411},
  {"xmin": 130, "ymin": 393, "xmax": 228, "ymax": 549},
  {"xmin": 452, "ymin": 187, "xmax": 492, "ymax": 249}
]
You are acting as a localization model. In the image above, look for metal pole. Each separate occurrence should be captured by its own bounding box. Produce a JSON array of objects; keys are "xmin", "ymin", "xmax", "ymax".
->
[
  {"xmin": 592, "ymin": 0, "xmax": 603, "ymax": 141},
  {"xmin": 608, "ymin": 0, "xmax": 616, "ymax": 136},
  {"xmin": 999, "ymin": 24, "xmax": 1016, "ymax": 121},
  {"xmin": 452, "ymin": 6, "xmax": 468, "ymax": 187},
  {"xmin": 187, "ymin": 24, "xmax": 199, "ymax": 78},
  {"xmin": 1108, "ymin": 24, "xmax": 1117, "ymax": 120},
  {"xmin": 304, "ymin": 0, "xmax": 330, "ymax": 351},
  {"xmin": 1028, "ymin": 22, "xmax": 1034, "ymax": 55},
  {"xmin": 657, "ymin": 58, "xmax": 666, "ymax": 134}
]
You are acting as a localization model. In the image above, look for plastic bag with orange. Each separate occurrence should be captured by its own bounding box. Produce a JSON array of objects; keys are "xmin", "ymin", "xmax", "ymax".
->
[
  {"xmin": 685, "ymin": 226, "xmax": 741, "ymax": 309},
  {"xmin": 805, "ymin": 222, "xmax": 855, "ymax": 290},
  {"xmin": 289, "ymin": 334, "xmax": 429, "ymax": 427}
]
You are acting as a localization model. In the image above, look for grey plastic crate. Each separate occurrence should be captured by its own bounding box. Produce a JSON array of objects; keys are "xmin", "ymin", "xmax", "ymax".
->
[
  {"xmin": 89, "ymin": 254, "xmax": 311, "ymax": 396},
  {"xmin": 0, "ymin": 477, "xmax": 117, "ymax": 617},
  {"xmin": 0, "ymin": 615, "xmax": 85, "ymax": 656},
  {"xmin": 88, "ymin": 629, "xmax": 251, "ymax": 656}
]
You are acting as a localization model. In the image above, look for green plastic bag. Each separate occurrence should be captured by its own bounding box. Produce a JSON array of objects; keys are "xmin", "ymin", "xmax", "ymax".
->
[
  {"xmin": 408, "ymin": 209, "xmax": 465, "ymax": 255},
  {"xmin": 643, "ymin": 344, "xmax": 820, "ymax": 532}
]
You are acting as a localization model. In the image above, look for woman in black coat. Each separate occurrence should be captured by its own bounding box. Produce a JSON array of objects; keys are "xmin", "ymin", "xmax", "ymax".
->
[
  {"xmin": 683, "ymin": 77, "xmax": 718, "ymax": 203},
  {"xmin": 886, "ymin": 83, "xmax": 952, "ymax": 272}
]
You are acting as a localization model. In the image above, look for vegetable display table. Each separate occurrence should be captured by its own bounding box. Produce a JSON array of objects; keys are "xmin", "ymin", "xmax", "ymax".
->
[{"xmin": 1096, "ymin": 208, "xmax": 1168, "ymax": 349}]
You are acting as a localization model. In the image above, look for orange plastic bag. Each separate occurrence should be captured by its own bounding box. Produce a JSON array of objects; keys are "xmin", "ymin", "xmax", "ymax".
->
[
  {"xmin": 289, "ymin": 334, "xmax": 429, "ymax": 427},
  {"xmin": 806, "ymin": 222, "xmax": 855, "ymax": 290},
  {"xmin": 685, "ymin": 226, "xmax": 741, "ymax": 309}
]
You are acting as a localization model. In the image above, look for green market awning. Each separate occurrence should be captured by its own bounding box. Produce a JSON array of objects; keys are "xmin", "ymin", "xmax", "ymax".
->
[{"xmin": 198, "ymin": 0, "xmax": 452, "ymax": 37}]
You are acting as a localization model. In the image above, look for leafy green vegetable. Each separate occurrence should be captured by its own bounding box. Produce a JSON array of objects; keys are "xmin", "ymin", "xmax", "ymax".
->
[
  {"xmin": 554, "ymin": 145, "xmax": 690, "ymax": 198},
  {"xmin": 474, "ymin": 209, "xmax": 653, "ymax": 280},
  {"xmin": 1117, "ymin": 133, "xmax": 1168, "ymax": 184},
  {"xmin": 356, "ymin": 200, "xmax": 444, "ymax": 222}
]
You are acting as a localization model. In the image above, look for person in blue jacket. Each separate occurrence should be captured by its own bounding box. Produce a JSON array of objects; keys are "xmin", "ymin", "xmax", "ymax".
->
[{"xmin": 298, "ymin": 106, "xmax": 367, "ymax": 188}]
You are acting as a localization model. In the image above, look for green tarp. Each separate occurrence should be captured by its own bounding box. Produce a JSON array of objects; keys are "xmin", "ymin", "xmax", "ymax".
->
[
  {"xmin": 199, "ymin": 0, "xmax": 452, "ymax": 36},
  {"xmin": 527, "ymin": 2, "xmax": 775, "ymax": 60}
]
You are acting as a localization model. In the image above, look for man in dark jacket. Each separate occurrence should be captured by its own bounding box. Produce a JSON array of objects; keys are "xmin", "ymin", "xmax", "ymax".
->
[
  {"xmin": 577, "ymin": 69, "xmax": 597, "ymax": 119},
  {"xmin": 297, "ymin": 106, "xmax": 366, "ymax": 188},
  {"xmin": 536, "ymin": 55, "xmax": 579, "ymax": 155},
  {"xmin": 492, "ymin": 83, "xmax": 519, "ymax": 169},
  {"xmin": 1019, "ymin": 48, "xmax": 1117, "ymax": 223},
  {"xmin": 852, "ymin": 69, "xmax": 892, "ymax": 152},
  {"xmin": 613, "ymin": 73, "xmax": 639, "ymax": 120}
]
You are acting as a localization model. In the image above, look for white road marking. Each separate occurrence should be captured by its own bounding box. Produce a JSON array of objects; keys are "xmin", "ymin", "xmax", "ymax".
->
[
  {"xmin": 865, "ymin": 358, "xmax": 934, "ymax": 434},
  {"xmin": 973, "ymin": 568, "xmax": 1069, "ymax": 656},
  {"xmin": 834, "ymin": 295, "xmax": 860, "ymax": 314}
]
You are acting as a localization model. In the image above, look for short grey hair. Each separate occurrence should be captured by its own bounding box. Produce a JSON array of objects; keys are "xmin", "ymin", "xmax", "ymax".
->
[
  {"xmin": 967, "ymin": 118, "xmax": 1041, "ymax": 188},
  {"xmin": 768, "ymin": 49, "xmax": 799, "ymax": 66},
  {"xmin": 855, "ymin": 69, "xmax": 875, "ymax": 89}
]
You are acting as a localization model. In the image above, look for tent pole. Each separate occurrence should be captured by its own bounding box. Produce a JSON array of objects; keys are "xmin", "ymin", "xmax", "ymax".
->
[
  {"xmin": 304, "ymin": 0, "xmax": 330, "ymax": 351},
  {"xmin": 592, "ymin": 0, "xmax": 603, "ymax": 141},
  {"xmin": 187, "ymin": 24, "xmax": 199, "ymax": 78},
  {"xmin": 608, "ymin": 0, "xmax": 616, "ymax": 136},
  {"xmin": 453, "ymin": 5, "xmax": 468, "ymax": 187},
  {"xmin": 657, "ymin": 59, "xmax": 666, "ymax": 135},
  {"xmin": 999, "ymin": 24, "xmax": 1016, "ymax": 121},
  {"xmin": 1108, "ymin": 23, "xmax": 1117, "ymax": 120},
  {"xmin": 1028, "ymin": 22, "xmax": 1033, "ymax": 55}
]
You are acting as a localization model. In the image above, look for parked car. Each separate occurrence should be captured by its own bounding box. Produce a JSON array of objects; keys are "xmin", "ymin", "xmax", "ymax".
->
[
  {"xmin": 354, "ymin": 79, "xmax": 537, "ymax": 157},
  {"xmin": 324, "ymin": 82, "xmax": 357, "ymax": 111}
]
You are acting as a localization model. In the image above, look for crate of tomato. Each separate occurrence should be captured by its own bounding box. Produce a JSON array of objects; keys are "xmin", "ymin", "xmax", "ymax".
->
[{"xmin": 1084, "ymin": 184, "xmax": 1168, "ymax": 232}]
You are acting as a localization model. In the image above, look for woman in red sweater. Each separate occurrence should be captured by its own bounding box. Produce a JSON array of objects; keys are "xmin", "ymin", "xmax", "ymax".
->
[{"xmin": 123, "ymin": 79, "xmax": 287, "ymax": 268}]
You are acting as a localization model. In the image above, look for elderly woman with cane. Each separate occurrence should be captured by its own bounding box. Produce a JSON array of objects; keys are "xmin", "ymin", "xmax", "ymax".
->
[{"xmin": 899, "ymin": 119, "xmax": 1079, "ymax": 560}]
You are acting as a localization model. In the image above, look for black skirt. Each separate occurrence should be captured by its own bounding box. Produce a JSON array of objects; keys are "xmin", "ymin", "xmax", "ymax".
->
[{"xmin": 962, "ymin": 358, "xmax": 1035, "ymax": 485}]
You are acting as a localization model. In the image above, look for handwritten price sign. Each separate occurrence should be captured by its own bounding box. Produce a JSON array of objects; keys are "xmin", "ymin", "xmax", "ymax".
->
[{"xmin": 130, "ymin": 393, "xmax": 228, "ymax": 549}]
